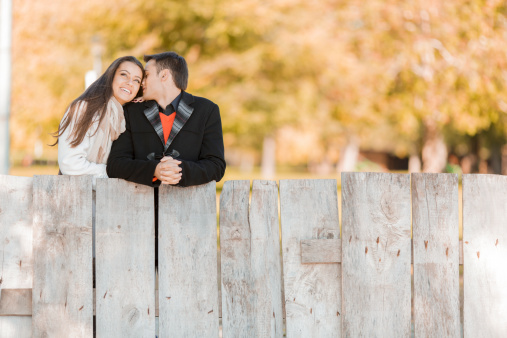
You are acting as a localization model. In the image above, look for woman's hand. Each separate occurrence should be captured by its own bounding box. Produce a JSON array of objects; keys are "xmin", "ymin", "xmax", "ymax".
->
[{"xmin": 132, "ymin": 96, "xmax": 144, "ymax": 103}]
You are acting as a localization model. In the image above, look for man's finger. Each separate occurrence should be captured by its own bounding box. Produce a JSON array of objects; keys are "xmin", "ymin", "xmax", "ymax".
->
[
  {"xmin": 160, "ymin": 156, "xmax": 181, "ymax": 165},
  {"xmin": 159, "ymin": 172, "xmax": 182, "ymax": 180},
  {"xmin": 160, "ymin": 166, "xmax": 181, "ymax": 174},
  {"xmin": 160, "ymin": 176, "xmax": 182, "ymax": 185},
  {"xmin": 159, "ymin": 162, "xmax": 182, "ymax": 170}
]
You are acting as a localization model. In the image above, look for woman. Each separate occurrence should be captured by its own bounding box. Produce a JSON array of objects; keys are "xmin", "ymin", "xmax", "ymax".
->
[
  {"xmin": 54, "ymin": 56, "xmax": 144, "ymax": 182},
  {"xmin": 53, "ymin": 56, "xmax": 144, "ymax": 259}
]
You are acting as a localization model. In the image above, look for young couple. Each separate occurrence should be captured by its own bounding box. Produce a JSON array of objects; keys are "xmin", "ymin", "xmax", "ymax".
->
[{"xmin": 55, "ymin": 51, "xmax": 226, "ymax": 188}]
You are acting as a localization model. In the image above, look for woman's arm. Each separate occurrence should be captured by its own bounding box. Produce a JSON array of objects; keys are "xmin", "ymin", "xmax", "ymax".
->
[{"xmin": 58, "ymin": 110, "xmax": 108, "ymax": 178}]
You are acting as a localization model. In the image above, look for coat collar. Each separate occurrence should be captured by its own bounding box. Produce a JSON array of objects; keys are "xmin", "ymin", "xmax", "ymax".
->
[{"xmin": 143, "ymin": 91, "xmax": 195, "ymax": 152}]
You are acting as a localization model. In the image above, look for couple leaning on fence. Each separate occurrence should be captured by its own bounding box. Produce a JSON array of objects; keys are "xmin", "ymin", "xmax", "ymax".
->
[{"xmin": 53, "ymin": 51, "xmax": 226, "ymax": 188}]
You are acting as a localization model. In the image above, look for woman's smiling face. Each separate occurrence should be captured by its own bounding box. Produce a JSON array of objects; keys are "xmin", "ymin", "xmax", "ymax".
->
[{"xmin": 111, "ymin": 61, "xmax": 143, "ymax": 105}]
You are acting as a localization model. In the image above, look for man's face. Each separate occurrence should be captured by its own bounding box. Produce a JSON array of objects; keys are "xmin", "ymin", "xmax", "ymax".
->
[{"xmin": 142, "ymin": 60, "xmax": 163, "ymax": 100}]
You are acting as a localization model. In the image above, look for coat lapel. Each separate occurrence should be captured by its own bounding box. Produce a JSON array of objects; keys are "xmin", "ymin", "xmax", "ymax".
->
[
  {"xmin": 143, "ymin": 101, "xmax": 165, "ymax": 146},
  {"xmin": 164, "ymin": 92, "xmax": 194, "ymax": 151}
]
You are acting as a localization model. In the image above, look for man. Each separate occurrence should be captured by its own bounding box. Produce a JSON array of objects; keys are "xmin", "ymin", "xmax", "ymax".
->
[{"xmin": 106, "ymin": 52, "xmax": 226, "ymax": 187}]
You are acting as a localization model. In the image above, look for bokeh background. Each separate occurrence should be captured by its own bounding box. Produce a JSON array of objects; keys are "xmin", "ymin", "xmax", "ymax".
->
[{"xmin": 5, "ymin": 0, "xmax": 507, "ymax": 181}]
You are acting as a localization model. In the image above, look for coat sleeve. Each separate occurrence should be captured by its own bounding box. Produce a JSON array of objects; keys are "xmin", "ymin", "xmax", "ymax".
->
[
  {"xmin": 58, "ymin": 108, "xmax": 108, "ymax": 178},
  {"xmin": 177, "ymin": 103, "xmax": 226, "ymax": 187},
  {"xmin": 106, "ymin": 110, "xmax": 160, "ymax": 187}
]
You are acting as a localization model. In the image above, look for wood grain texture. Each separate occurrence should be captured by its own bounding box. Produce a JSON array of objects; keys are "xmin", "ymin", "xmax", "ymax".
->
[
  {"xmin": 0, "ymin": 289, "xmax": 31, "ymax": 315},
  {"xmin": 280, "ymin": 179, "xmax": 341, "ymax": 337},
  {"xmin": 463, "ymin": 174, "xmax": 507, "ymax": 337},
  {"xmin": 299, "ymin": 239, "xmax": 464, "ymax": 265},
  {"xmin": 158, "ymin": 181, "xmax": 219, "ymax": 337},
  {"xmin": 32, "ymin": 175, "xmax": 93, "ymax": 337},
  {"xmin": 341, "ymin": 172, "xmax": 411, "ymax": 337},
  {"xmin": 95, "ymin": 178, "xmax": 155, "ymax": 338},
  {"xmin": 0, "ymin": 316, "xmax": 31, "ymax": 337},
  {"xmin": 412, "ymin": 173, "xmax": 460, "ymax": 337},
  {"xmin": 0, "ymin": 175, "xmax": 33, "ymax": 292},
  {"xmin": 0, "ymin": 175, "xmax": 33, "ymax": 337},
  {"xmin": 220, "ymin": 180, "xmax": 283, "ymax": 337},
  {"xmin": 301, "ymin": 239, "xmax": 341, "ymax": 264}
]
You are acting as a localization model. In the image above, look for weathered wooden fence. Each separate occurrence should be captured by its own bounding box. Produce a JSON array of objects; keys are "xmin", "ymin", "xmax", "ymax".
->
[{"xmin": 1, "ymin": 173, "xmax": 506, "ymax": 337}]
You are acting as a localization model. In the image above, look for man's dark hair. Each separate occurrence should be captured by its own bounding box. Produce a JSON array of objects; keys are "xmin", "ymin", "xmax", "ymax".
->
[{"xmin": 144, "ymin": 52, "xmax": 188, "ymax": 90}]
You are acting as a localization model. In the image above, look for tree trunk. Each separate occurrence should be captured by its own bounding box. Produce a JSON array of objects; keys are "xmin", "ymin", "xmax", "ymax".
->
[
  {"xmin": 409, "ymin": 154, "xmax": 421, "ymax": 173},
  {"xmin": 490, "ymin": 144, "xmax": 502, "ymax": 174},
  {"xmin": 422, "ymin": 119, "xmax": 447, "ymax": 173},
  {"xmin": 0, "ymin": 0, "xmax": 13, "ymax": 174},
  {"xmin": 337, "ymin": 135, "xmax": 359, "ymax": 172},
  {"xmin": 261, "ymin": 135, "xmax": 276, "ymax": 179}
]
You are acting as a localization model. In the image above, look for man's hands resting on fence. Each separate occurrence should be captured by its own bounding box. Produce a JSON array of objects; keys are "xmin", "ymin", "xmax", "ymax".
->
[{"xmin": 155, "ymin": 156, "xmax": 182, "ymax": 185}]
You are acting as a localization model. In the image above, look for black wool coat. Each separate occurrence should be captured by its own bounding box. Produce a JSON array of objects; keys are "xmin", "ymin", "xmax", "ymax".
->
[{"xmin": 106, "ymin": 91, "xmax": 226, "ymax": 187}]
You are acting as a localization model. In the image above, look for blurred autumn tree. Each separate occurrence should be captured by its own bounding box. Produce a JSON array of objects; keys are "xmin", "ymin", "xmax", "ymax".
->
[{"xmin": 10, "ymin": 0, "xmax": 507, "ymax": 174}]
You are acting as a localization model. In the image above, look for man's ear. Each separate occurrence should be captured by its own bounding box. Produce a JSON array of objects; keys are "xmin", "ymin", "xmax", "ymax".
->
[{"xmin": 160, "ymin": 69, "xmax": 171, "ymax": 81}]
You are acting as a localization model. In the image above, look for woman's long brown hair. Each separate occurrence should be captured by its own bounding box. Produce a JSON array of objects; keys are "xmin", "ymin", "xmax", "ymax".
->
[{"xmin": 52, "ymin": 56, "xmax": 144, "ymax": 147}]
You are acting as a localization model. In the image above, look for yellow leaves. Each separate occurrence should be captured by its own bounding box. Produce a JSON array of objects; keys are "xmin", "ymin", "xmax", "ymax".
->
[{"xmin": 9, "ymin": 0, "xmax": 507, "ymax": 164}]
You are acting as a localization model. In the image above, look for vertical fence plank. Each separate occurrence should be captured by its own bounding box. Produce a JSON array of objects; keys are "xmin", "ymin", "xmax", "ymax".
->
[
  {"xmin": 412, "ymin": 173, "xmax": 460, "ymax": 337},
  {"xmin": 158, "ymin": 181, "xmax": 219, "ymax": 337},
  {"xmin": 463, "ymin": 174, "xmax": 507, "ymax": 336},
  {"xmin": 0, "ymin": 316, "xmax": 31, "ymax": 337},
  {"xmin": 0, "ymin": 175, "xmax": 32, "ymax": 337},
  {"xmin": 95, "ymin": 178, "xmax": 155, "ymax": 337},
  {"xmin": 341, "ymin": 172, "xmax": 411, "ymax": 337},
  {"xmin": 280, "ymin": 179, "xmax": 341, "ymax": 337},
  {"xmin": 32, "ymin": 175, "xmax": 93, "ymax": 337},
  {"xmin": 220, "ymin": 180, "xmax": 283, "ymax": 337}
]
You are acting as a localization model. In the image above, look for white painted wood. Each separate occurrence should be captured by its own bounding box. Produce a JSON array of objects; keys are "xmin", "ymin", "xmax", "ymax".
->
[
  {"xmin": 220, "ymin": 180, "xmax": 283, "ymax": 337},
  {"xmin": 341, "ymin": 172, "xmax": 411, "ymax": 337},
  {"xmin": 0, "ymin": 175, "xmax": 33, "ymax": 337},
  {"xmin": 412, "ymin": 173, "xmax": 460, "ymax": 337},
  {"xmin": 301, "ymin": 239, "xmax": 341, "ymax": 264},
  {"xmin": 280, "ymin": 179, "xmax": 341, "ymax": 337},
  {"xmin": 158, "ymin": 181, "xmax": 219, "ymax": 337},
  {"xmin": 299, "ymin": 239, "xmax": 464, "ymax": 265},
  {"xmin": 463, "ymin": 174, "xmax": 507, "ymax": 337},
  {"xmin": 32, "ymin": 175, "xmax": 93, "ymax": 337},
  {"xmin": 0, "ymin": 175, "xmax": 33, "ymax": 290},
  {"xmin": 95, "ymin": 178, "xmax": 155, "ymax": 337},
  {"xmin": 0, "ymin": 316, "xmax": 31, "ymax": 338}
]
